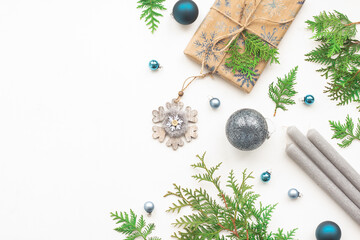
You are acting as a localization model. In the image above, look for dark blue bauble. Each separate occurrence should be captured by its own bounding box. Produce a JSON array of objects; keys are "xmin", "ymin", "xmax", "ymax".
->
[
  {"xmin": 304, "ymin": 95, "xmax": 315, "ymax": 105},
  {"xmin": 260, "ymin": 171, "xmax": 271, "ymax": 183},
  {"xmin": 315, "ymin": 221, "xmax": 341, "ymax": 240},
  {"xmin": 173, "ymin": 0, "xmax": 199, "ymax": 25}
]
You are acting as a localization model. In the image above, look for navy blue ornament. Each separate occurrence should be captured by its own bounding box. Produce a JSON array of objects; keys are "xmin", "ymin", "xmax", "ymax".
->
[
  {"xmin": 210, "ymin": 97, "xmax": 221, "ymax": 109},
  {"xmin": 304, "ymin": 95, "xmax": 315, "ymax": 105},
  {"xmin": 288, "ymin": 188, "xmax": 300, "ymax": 199},
  {"xmin": 149, "ymin": 60, "xmax": 160, "ymax": 71},
  {"xmin": 315, "ymin": 221, "xmax": 341, "ymax": 240},
  {"xmin": 260, "ymin": 171, "xmax": 271, "ymax": 183},
  {"xmin": 225, "ymin": 109, "xmax": 269, "ymax": 151},
  {"xmin": 173, "ymin": 0, "xmax": 199, "ymax": 25},
  {"xmin": 144, "ymin": 201, "xmax": 155, "ymax": 214}
]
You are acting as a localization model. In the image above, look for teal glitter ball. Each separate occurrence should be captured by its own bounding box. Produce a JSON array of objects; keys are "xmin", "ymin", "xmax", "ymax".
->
[
  {"xmin": 315, "ymin": 221, "xmax": 341, "ymax": 240},
  {"xmin": 173, "ymin": 0, "xmax": 199, "ymax": 25}
]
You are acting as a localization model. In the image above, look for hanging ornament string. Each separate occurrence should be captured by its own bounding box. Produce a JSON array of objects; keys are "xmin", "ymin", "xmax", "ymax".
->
[
  {"xmin": 174, "ymin": 0, "xmax": 295, "ymax": 102},
  {"xmin": 174, "ymin": 72, "xmax": 213, "ymax": 103}
]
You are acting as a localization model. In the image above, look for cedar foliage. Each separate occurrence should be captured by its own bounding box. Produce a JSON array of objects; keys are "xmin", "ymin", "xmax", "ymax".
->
[
  {"xmin": 305, "ymin": 11, "xmax": 360, "ymax": 109},
  {"xmin": 110, "ymin": 210, "xmax": 161, "ymax": 240},
  {"xmin": 329, "ymin": 115, "xmax": 360, "ymax": 148},
  {"xmin": 269, "ymin": 66, "xmax": 298, "ymax": 117},
  {"xmin": 225, "ymin": 32, "xmax": 279, "ymax": 81},
  {"xmin": 164, "ymin": 153, "xmax": 297, "ymax": 239},
  {"xmin": 137, "ymin": 0, "xmax": 166, "ymax": 33}
]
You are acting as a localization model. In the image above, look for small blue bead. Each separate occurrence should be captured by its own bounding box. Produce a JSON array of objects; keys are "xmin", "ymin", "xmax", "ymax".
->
[
  {"xmin": 315, "ymin": 221, "xmax": 341, "ymax": 240},
  {"xmin": 210, "ymin": 98, "xmax": 221, "ymax": 109},
  {"xmin": 149, "ymin": 60, "xmax": 160, "ymax": 71},
  {"xmin": 260, "ymin": 171, "xmax": 271, "ymax": 183},
  {"xmin": 304, "ymin": 95, "xmax": 315, "ymax": 105},
  {"xmin": 288, "ymin": 188, "xmax": 300, "ymax": 199},
  {"xmin": 144, "ymin": 201, "xmax": 155, "ymax": 214}
]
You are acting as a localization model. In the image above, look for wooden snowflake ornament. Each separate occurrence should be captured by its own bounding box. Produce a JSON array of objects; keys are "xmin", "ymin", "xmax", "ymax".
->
[{"xmin": 152, "ymin": 99, "xmax": 198, "ymax": 150}]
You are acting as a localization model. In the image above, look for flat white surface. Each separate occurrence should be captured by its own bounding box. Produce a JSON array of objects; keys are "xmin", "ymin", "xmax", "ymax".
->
[{"xmin": 0, "ymin": 0, "xmax": 359, "ymax": 239}]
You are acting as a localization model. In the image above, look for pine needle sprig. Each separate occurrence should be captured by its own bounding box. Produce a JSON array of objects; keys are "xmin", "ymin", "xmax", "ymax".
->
[
  {"xmin": 329, "ymin": 115, "xmax": 360, "ymax": 148},
  {"xmin": 137, "ymin": 0, "xmax": 166, "ymax": 33},
  {"xmin": 110, "ymin": 210, "xmax": 161, "ymax": 240},
  {"xmin": 164, "ymin": 153, "xmax": 297, "ymax": 239},
  {"xmin": 305, "ymin": 11, "xmax": 360, "ymax": 108},
  {"xmin": 306, "ymin": 10, "xmax": 357, "ymax": 57},
  {"xmin": 225, "ymin": 32, "xmax": 279, "ymax": 81},
  {"xmin": 268, "ymin": 66, "xmax": 298, "ymax": 117}
]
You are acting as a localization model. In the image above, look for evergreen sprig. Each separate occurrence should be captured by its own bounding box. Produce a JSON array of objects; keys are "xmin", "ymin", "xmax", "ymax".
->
[
  {"xmin": 164, "ymin": 153, "xmax": 297, "ymax": 239},
  {"xmin": 305, "ymin": 11, "xmax": 360, "ymax": 109},
  {"xmin": 268, "ymin": 66, "xmax": 298, "ymax": 117},
  {"xmin": 225, "ymin": 32, "xmax": 279, "ymax": 81},
  {"xmin": 110, "ymin": 210, "xmax": 161, "ymax": 240},
  {"xmin": 329, "ymin": 115, "xmax": 360, "ymax": 148},
  {"xmin": 137, "ymin": 0, "xmax": 166, "ymax": 33}
]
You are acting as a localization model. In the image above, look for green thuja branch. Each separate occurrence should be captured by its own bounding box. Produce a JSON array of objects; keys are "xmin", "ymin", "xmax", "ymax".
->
[
  {"xmin": 329, "ymin": 115, "xmax": 360, "ymax": 148},
  {"xmin": 164, "ymin": 153, "xmax": 297, "ymax": 239},
  {"xmin": 110, "ymin": 210, "xmax": 161, "ymax": 240},
  {"xmin": 225, "ymin": 32, "xmax": 279, "ymax": 81},
  {"xmin": 137, "ymin": 0, "xmax": 166, "ymax": 33},
  {"xmin": 268, "ymin": 66, "xmax": 298, "ymax": 117},
  {"xmin": 306, "ymin": 11, "xmax": 360, "ymax": 108}
]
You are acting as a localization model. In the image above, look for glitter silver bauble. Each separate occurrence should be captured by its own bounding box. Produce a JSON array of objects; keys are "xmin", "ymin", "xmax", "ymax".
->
[{"xmin": 225, "ymin": 109, "xmax": 269, "ymax": 151}]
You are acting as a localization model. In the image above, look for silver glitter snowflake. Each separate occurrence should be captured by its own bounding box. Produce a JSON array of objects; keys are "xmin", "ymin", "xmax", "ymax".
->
[{"xmin": 152, "ymin": 99, "xmax": 198, "ymax": 150}]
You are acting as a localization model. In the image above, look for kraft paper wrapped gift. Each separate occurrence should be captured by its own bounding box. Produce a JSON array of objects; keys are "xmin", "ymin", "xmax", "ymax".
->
[{"xmin": 184, "ymin": 0, "xmax": 305, "ymax": 93}]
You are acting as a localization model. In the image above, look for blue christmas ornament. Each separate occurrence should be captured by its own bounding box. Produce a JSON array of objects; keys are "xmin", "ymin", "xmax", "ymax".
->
[
  {"xmin": 315, "ymin": 221, "xmax": 341, "ymax": 240},
  {"xmin": 173, "ymin": 0, "xmax": 199, "ymax": 25},
  {"xmin": 210, "ymin": 97, "xmax": 221, "ymax": 109},
  {"xmin": 260, "ymin": 171, "xmax": 271, "ymax": 183},
  {"xmin": 288, "ymin": 188, "xmax": 300, "ymax": 199},
  {"xmin": 304, "ymin": 95, "xmax": 315, "ymax": 105},
  {"xmin": 144, "ymin": 201, "xmax": 155, "ymax": 214},
  {"xmin": 149, "ymin": 60, "xmax": 160, "ymax": 71}
]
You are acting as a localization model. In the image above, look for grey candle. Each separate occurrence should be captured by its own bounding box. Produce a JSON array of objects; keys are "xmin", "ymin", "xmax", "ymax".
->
[
  {"xmin": 287, "ymin": 126, "xmax": 360, "ymax": 209},
  {"xmin": 286, "ymin": 143, "xmax": 360, "ymax": 225},
  {"xmin": 307, "ymin": 129, "xmax": 360, "ymax": 192}
]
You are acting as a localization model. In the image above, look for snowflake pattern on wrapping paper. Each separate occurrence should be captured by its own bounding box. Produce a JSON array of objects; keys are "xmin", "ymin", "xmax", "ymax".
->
[
  {"xmin": 260, "ymin": 26, "xmax": 282, "ymax": 47},
  {"xmin": 194, "ymin": 32, "xmax": 225, "ymax": 63},
  {"xmin": 215, "ymin": 21, "xmax": 227, "ymax": 32},
  {"xmin": 262, "ymin": 0, "xmax": 286, "ymax": 17},
  {"xmin": 279, "ymin": 19, "xmax": 290, "ymax": 30},
  {"xmin": 222, "ymin": 65, "xmax": 233, "ymax": 74},
  {"xmin": 235, "ymin": 69, "xmax": 260, "ymax": 88},
  {"xmin": 215, "ymin": 0, "xmax": 231, "ymax": 7}
]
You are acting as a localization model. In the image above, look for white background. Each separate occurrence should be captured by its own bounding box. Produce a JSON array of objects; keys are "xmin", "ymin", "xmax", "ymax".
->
[{"xmin": 0, "ymin": 0, "xmax": 359, "ymax": 239}]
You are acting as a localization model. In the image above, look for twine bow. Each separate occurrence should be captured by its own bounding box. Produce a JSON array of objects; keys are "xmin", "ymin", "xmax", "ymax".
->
[{"xmin": 175, "ymin": 0, "xmax": 295, "ymax": 102}]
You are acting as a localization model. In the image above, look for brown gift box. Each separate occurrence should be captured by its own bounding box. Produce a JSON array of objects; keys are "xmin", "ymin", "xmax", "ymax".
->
[{"xmin": 184, "ymin": 0, "xmax": 305, "ymax": 93}]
